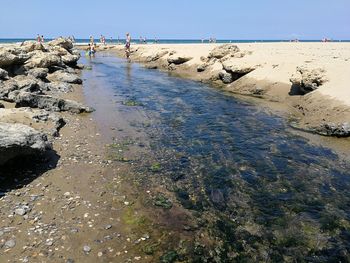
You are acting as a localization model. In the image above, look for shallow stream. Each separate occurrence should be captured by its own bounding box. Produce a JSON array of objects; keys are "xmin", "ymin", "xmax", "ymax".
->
[{"xmin": 82, "ymin": 53, "xmax": 350, "ymax": 262}]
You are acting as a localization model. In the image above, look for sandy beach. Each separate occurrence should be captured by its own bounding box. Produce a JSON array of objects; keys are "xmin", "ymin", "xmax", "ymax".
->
[
  {"xmin": 107, "ymin": 42, "xmax": 350, "ymax": 136},
  {"xmin": 1, "ymin": 39, "xmax": 350, "ymax": 262}
]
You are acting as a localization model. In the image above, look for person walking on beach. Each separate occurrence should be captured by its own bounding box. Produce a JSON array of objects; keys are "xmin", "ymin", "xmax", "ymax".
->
[
  {"xmin": 125, "ymin": 33, "xmax": 131, "ymax": 60},
  {"xmin": 41, "ymin": 35, "xmax": 45, "ymax": 43},
  {"xmin": 37, "ymin": 34, "xmax": 41, "ymax": 43}
]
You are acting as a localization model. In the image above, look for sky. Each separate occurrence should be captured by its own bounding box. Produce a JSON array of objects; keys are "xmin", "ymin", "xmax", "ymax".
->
[{"xmin": 0, "ymin": 0, "xmax": 349, "ymax": 40}]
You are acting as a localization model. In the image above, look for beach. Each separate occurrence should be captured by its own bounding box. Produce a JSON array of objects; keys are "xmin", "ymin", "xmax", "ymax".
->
[
  {"xmin": 107, "ymin": 42, "xmax": 350, "ymax": 136},
  {"xmin": 1, "ymin": 40, "xmax": 350, "ymax": 262}
]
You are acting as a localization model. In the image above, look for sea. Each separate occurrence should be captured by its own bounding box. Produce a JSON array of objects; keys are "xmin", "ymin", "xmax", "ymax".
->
[{"xmin": 1, "ymin": 38, "xmax": 349, "ymax": 44}]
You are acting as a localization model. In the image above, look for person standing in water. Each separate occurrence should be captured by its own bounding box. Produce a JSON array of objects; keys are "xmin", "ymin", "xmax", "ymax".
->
[{"xmin": 125, "ymin": 33, "xmax": 131, "ymax": 59}]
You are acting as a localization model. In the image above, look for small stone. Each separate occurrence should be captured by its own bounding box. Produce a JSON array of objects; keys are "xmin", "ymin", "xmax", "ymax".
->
[
  {"xmin": 5, "ymin": 239, "xmax": 16, "ymax": 248},
  {"xmin": 66, "ymin": 259, "xmax": 75, "ymax": 263},
  {"xmin": 104, "ymin": 224, "xmax": 112, "ymax": 230},
  {"xmin": 83, "ymin": 245, "xmax": 91, "ymax": 253},
  {"xmin": 97, "ymin": 252, "xmax": 103, "ymax": 257},
  {"xmin": 15, "ymin": 208, "xmax": 27, "ymax": 216}
]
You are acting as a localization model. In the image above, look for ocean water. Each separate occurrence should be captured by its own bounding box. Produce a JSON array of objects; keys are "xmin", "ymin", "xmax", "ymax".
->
[{"xmin": 1, "ymin": 38, "xmax": 349, "ymax": 44}]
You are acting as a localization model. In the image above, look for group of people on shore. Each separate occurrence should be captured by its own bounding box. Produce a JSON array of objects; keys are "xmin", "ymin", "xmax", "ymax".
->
[
  {"xmin": 36, "ymin": 34, "xmax": 45, "ymax": 43},
  {"xmin": 87, "ymin": 35, "xmax": 97, "ymax": 57}
]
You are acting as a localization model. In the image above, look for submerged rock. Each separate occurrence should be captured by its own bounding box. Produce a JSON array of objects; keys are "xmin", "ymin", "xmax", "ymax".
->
[
  {"xmin": 0, "ymin": 122, "xmax": 51, "ymax": 166},
  {"xmin": 153, "ymin": 194, "xmax": 173, "ymax": 209}
]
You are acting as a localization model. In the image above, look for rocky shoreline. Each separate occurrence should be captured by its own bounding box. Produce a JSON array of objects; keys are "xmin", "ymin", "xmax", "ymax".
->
[
  {"xmin": 0, "ymin": 38, "xmax": 93, "ymax": 166},
  {"xmin": 106, "ymin": 43, "xmax": 350, "ymax": 137}
]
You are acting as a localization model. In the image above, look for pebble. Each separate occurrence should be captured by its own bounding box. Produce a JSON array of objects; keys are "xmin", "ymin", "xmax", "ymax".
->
[
  {"xmin": 83, "ymin": 245, "xmax": 91, "ymax": 253},
  {"xmin": 66, "ymin": 259, "xmax": 75, "ymax": 263},
  {"xmin": 4, "ymin": 239, "xmax": 16, "ymax": 248},
  {"xmin": 97, "ymin": 252, "xmax": 103, "ymax": 257},
  {"xmin": 15, "ymin": 208, "xmax": 27, "ymax": 216},
  {"xmin": 104, "ymin": 224, "xmax": 112, "ymax": 230}
]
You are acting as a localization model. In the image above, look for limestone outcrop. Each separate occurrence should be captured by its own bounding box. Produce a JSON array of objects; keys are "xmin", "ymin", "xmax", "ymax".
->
[
  {"xmin": 290, "ymin": 67, "xmax": 327, "ymax": 94},
  {"xmin": 0, "ymin": 122, "xmax": 52, "ymax": 166},
  {"xmin": 0, "ymin": 37, "xmax": 93, "ymax": 166}
]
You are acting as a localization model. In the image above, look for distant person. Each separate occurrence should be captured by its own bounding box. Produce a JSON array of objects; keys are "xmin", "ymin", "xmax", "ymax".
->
[
  {"xmin": 90, "ymin": 35, "xmax": 94, "ymax": 44},
  {"xmin": 88, "ymin": 43, "xmax": 96, "ymax": 57},
  {"xmin": 125, "ymin": 33, "xmax": 131, "ymax": 59},
  {"xmin": 41, "ymin": 35, "xmax": 45, "ymax": 43},
  {"xmin": 37, "ymin": 34, "xmax": 41, "ymax": 43},
  {"xmin": 110, "ymin": 37, "xmax": 113, "ymax": 43}
]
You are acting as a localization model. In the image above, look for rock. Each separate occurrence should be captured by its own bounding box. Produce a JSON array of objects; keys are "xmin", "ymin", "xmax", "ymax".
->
[
  {"xmin": 219, "ymin": 70, "xmax": 234, "ymax": 84},
  {"xmin": 0, "ymin": 50, "xmax": 29, "ymax": 68},
  {"xmin": 27, "ymin": 68, "xmax": 49, "ymax": 79},
  {"xmin": 62, "ymin": 54, "xmax": 80, "ymax": 66},
  {"xmin": 0, "ymin": 107, "xmax": 66, "ymax": 137},
  {"xmin": 83, "ymin": 245, "xmax": 91, "ymax": 253},
  {"xmin": 25, "ymin": 51, "xmax": 62, "ymax": 69},
  {"xmin": 15, "ymin": 207, "xmax": 28, "ymax": 216},
  {"xmin": 48, "ymin": 38, "xmax": 74, "ymax": 51},
  {"xmin": 20, "ymin": 41, "xmax": 46, "ymax": 52},
  {"xmin": 222, "ymin": 61, "xmax": 256, "ymax": 75},
  {"xmin": 197, "ymin": 63, "xmax": 207, "ymax": 72},
  {"xmin": 167, "ymin": 55, "xmax": 192, "ymax": 65},
  {"xmin": 4, "ymin": 239, "xmax": 16, "ymax": 248},
  {"xmin": 0, "ymin": 79, "xmax": 19, "ymax": 100},
  {"xmin": 48, "ymin": 82, "xmax": 73, "ymax": 93},
  {"xmin": 316, "ymin": 122, "xmax": 350, "ymax": 137},
  {"xmin": 144, "ymin": 64, "xmax": 158, "ymax": 70},
  {"xmin": 49, "ymin": 71, "xmax": 82, "ymax": 84},
  {"xmin": 0, "ymin": 68, "xmax": 9, "ymax": 80},
  {"xmin": 290, "ymin": 67, "xmax": 327, "ymax": 94},
  {"xmin": 0, "ymin": 102, "xmax": 4, "ymax": 108},
  {"xmin": 208, "ymin": 44, "xmax": 240, "ymax": 59},
  {"xmin": 66, "ymin": 259, "xmax": 75, "ymax": 263},
  {"xmin": 0, "ymin": 122, "xmax": 51, "ymax": 166},
  {"xmin": 14, "ymin": 92, "xmax": 94, "ymax": 113},
  {"xmin": 153, "ymin": 194, "xmax": 173, "ymax": 209},
  {"xmin": 146, "ymin": 51, "xmax": 168, "ymax": 62}
]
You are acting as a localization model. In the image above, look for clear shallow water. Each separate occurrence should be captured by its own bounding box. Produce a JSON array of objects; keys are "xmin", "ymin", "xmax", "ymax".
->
[{"xmin": 82, "ymin": 54, "xmax": 350, "ymax": 262}]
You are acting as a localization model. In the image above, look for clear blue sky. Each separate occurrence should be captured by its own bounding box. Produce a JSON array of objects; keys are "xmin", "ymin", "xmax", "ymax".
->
[{"xmin": 1, "ymin": 0, "xmax": 349, "ymax": 39}]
